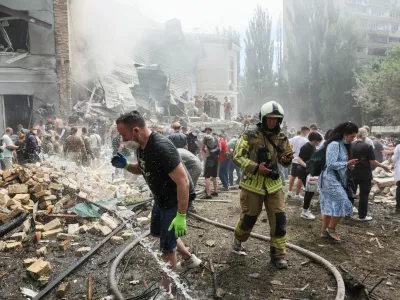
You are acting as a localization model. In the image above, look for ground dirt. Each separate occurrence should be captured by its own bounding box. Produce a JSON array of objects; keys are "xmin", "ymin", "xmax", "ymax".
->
[{"xmin": 1, "ymin": 182, "xmax": 400, "ymax": 300}]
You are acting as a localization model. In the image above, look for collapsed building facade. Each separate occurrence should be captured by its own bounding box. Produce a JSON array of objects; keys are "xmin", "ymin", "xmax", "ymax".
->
[
  {"xmin": 70, "ymin": 2, "xmax": 240, "ymax": 121},
  {"xmin": 0, "ymin": 0, "xmax": 71, "ymax": 134}
]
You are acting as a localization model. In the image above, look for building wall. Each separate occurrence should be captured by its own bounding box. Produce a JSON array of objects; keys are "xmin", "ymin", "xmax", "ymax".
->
[
  {"xmin": 54, "ymin": 0, "xmax": 71, "ymax": 117},
  {"xmin": 196, "ymin": 39, "xmax": 240, "ymax": 117},
  {"xmin": 0, "ymin": 0, "xmax": 70, "ymax": 134}
]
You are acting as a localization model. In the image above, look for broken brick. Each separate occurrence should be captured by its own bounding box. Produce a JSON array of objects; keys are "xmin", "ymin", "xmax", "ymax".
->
[
  {"xmin": 34, "ymin": 190, "xmax": 47, "ymax": 198},
  {"xmin": 59, "ymin": 240, "xmax": 71, "ymax": 250},
  {"xmin": 13, "ymin": 194, "xmax": 31, "ymax": 205},
  {"xmin": 27, "ymin": 259, "xmax": 51, "ymax": 279},
  {"xmin": 43, "ymin": 218, "xmax": 62, "ymax": 231},
  {"xmin": 10, "ymin": 231, "xmax": 26, "ymax": 241},
  {"xmin": 23, "ymin": 258, "xmax": 38, "ymax": 267},
  {"xmin": 56, "ymin": 281, "xmax": 70, "ymax": 298},
  {"xmin": 57, "ymin": 233, "xmax": 79, "ymax": 241},
  {"xmin": 41, "ymin": 228, "xmax": 63, "ymax": 238},
  {"xmin": 99, "ymin": 225, "xmax": 112, "ymax": 236},
  {"xmin": 100, "ymin": 214, "xmax": 118, "ymax": 229},
  {"xmin": 6, "ymin": 241, "xmax": 22, "ymax": 250},
  {"xmin": 8, "ymin": 183, "xmax": 28, "ymax": 195},
  {"xmin": 110, "ymin": 236, "xmax": 124, "ymax": 245},
  {"xmin": 68, "ymin": 223, "xmax": 80, "ymax": 235},
  {"xmin": 49, "ymin": 183, "xmax": 62, "ymax": 191},
  {"xmin": 36, "ymin": 246, "xmax": 47, "ymax": 257},
  {"xmin": 76, "ymin": 247, "xmax": 91, "ymax": 257}
]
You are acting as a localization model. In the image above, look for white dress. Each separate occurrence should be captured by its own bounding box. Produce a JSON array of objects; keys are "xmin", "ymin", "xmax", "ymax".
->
[{"xmin": 392, "ymin": 145, "xmax": 400, "ymax": 182}]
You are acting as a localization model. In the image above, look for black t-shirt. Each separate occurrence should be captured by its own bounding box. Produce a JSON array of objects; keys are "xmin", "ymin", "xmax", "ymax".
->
[
  {"xmin": 373, "ymin": 141, "xmax": 384, "ymax": 163},
  {"xmin": 352, "ymin": 140, "xmax": 375, "ymax": 180},
  {"xmin": 299, "ymin": 142, "xmax": 316, "ymax": 165},
  {"xmin": 136, "ymin": 132, "xmax": 196, "ymax": 209}
]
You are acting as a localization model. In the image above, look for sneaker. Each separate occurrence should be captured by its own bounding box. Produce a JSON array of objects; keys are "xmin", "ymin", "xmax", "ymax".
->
[
  {"xmin": 287, "ymin": 191, "xmax": 293, "ymax": 197},
  {"xmin": 232, "ymin": 239, "xmax": 247, "ymax": 255},
  {"xmin": 353, "ymin": 206, "xmax": 358, "ymax": 214},
  {"xmin": 301, "ymin": 209, "xmax": 316, "ymax": 220},
  {"xmin": 293, "ymin": 195, "xmax": 304, "ymax": 201},
  {"xmin": 358, "ymin": 216, "xmax": 372, "ymax": 222},
  {"xmin": 200, "ymin": 195, "xmax": 212, "ymax": 199},
  {"xmin": 177, "ymin": 254, "xmax": 202, "ymax": 271},
  {"xmin": 211, "ymin": 192, "xmax": 218, "ymax": 197},
  {"xmin": 220, "ymin": 187, "xmax": 229, "ymax": 191},
  {"xmin": 272, "ymin": 258, "xmax": 288, "ymax": 269}
]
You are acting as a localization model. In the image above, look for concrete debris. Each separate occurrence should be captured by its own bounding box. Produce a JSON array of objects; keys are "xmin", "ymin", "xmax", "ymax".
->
[
  {"xmin": 56, "ymin": 281, "xmax": 70, "ymax": 298},
  {"xmin": 248, "ymin": 273, "xmax": 260, "ymax": 279},
  {"xmin": 36, "ymin": 246, "xmax": 47, "ymax": 257},
  {"xmin": 100, "ymin": 213, "xmax": 119, "ymax": 229},
  {"xmin": 23, "ymin": 258, "xmax": 39, "ymax": 267},
  {"xmin": 76, "ymin": 247, "xmax": 91, "ymax": 257},
  {"xmin": 20, "ymin": 287, "xmax": 38, "ymax": 298},
  {"xmin": 205, "ymin": 240, "xmax": 216, "ymax": 247},
  {"xmin": 59, "ymin": 240, "xmax": 71, "ymax": 250},
  {"xmin": 43, "ymin": 218, "xmax": 62, "ymax": 232},
  {"xmin": 137, "ymin": 217, "xmax": 151, "ymax": 225},
  {"xmin": 68, "ymin": 223, "xmax": 80, "ymax": 235},
  {"xmin": 27, "ymin": 258, "xmax": 51, "ymax": 279},
  {"xmin": 110, "ymin": 236, "xmax": 124, "ymax": 244}
]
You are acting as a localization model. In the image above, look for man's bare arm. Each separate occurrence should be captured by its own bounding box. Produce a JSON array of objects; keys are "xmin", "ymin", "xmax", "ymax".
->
[
  {"xmin": 126, "ymin": 163, "xmax": 141, "ymax": 174},
  {"xmin": 169, "ymin": 163, "xmax": 189, "ymax": 214}
]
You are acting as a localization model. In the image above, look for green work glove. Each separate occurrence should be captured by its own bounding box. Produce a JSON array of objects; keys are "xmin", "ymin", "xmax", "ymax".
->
[{"xmin": 168, "ymin": 212, "xmax": 187, "ymax": 238}]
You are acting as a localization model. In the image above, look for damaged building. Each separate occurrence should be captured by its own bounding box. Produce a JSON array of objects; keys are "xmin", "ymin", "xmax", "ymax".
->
[{"xmin": 0, "ymin": 0, "xmax": 71, "ymax": 134}]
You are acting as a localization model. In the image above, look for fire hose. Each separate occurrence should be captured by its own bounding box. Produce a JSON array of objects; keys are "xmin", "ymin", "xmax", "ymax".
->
[{"xmin": 109, "ymin": 213, "xmax": 345, "ymax": 300}]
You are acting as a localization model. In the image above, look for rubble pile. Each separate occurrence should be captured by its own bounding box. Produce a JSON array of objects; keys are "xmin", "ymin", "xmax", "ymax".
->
[
  {"xmin": 0, "ymin": 161, "xmax": 150, "ymax": 225},
  {"xmin": 371, "ymin": 160, "xmax": 397, "ymax": 207}
]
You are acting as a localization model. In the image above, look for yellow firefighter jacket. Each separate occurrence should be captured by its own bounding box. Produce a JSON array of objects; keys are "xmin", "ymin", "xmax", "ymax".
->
[{"xmin": 233, "ymin": 125, "xmax": 292, "ymax": 196}]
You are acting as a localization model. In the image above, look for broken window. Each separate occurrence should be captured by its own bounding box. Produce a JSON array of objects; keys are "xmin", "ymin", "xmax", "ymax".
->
[
  {"xmin": 0, "ymin": 11, "xmax": 29, "ymax": 52},
  {"xmin": 367, "ymin": 47, "xmax": 387, "ymax": 56},
  {"xmin": 2, "ymin": 95, "xmax": 33, "ymax": 131},
  {"xmin": 369, "ymin": 35, "xmax": 387, "ymax": 43}
]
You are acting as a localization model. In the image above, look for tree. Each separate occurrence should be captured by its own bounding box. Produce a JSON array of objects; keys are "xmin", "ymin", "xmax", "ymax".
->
[
  {"xmin": 243, "ymin": 5, "xmax": 275, "ymax": 110},
  {"xmin": 353, "ymin": 44, "xmax": 400, "ymax": 125},
  {"xmin": 320, "ymin": 19, "xmax": 362, "ymax": 127}
]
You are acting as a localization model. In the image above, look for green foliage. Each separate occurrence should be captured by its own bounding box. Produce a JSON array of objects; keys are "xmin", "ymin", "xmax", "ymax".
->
[
  {"xmin": 243, "ymin": 5, "xmax": 275, "ymax": 110},
  {"xmin": 353, "ymin": 44, "xmax": 400, "ymax": 125}
]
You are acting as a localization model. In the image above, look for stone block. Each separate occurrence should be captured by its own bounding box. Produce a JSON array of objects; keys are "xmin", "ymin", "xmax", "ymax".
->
[
  {"xmin": 100, "ymin": 225, "xmax": 112, "ymax": 236},
  {"xmin": 67, "ymin": 223, "xmax": 80, "ymax": 235},
  {"xmin": 36, "ymin": 246, "xmax": 47, "ymax": 257},
  {"xmin": 0, "ymin": 241, "xmax": 6, "ymax": 251},
  {"xmin": 8, "ymin": 184, "xmax": 28, "ymax": 195},
  {"xmin": 137, "ymin": 217, "xmax": 151, "ymax": 225},
  {"xmin": 120, "ymin": 231, "xmax": 133, "ymax": 240},
  {"xmin": 6, "ymin": 241, "xmax": 22, "ymax": 250},
  {"xmin": 23, "ymin": 258, "xmax": 38, "ymax": 267},
  {"xmin": 49, "ymin": 183, "xmax": 62, "ymax": 191},
  {"xmin": 41, "ymin": 228, "xmax": 63, "ymax": 238},
  {"xmin": 56, "ymin": 281, "xmax": 70, "ymax": 298},
  {"xmin": 43, "ymin": 218, "xmax": 62, "ymax": 231},
  {"xmin": 43, "ymin": 195, "xmax": 57, "ymax": 201},
  {"xmin": 2, "ymin": 169, "xmax": 13, "ymax": 179},
  {"xmin": 79, "ymin": 224, "xmax": 89, "ymax": 233},
  {"xmin": 110, "ymin": 236, "xmax": 124, "ymax": 244},
  {"xmin": 10, "ymin": 231, "xmax": 26, "ymax": 241},
  {"xmin": 31, "ymin": 184, "xmax": 42, "ymax": 193},
  {"xmin": 57, "ymin": 233, "xmax": 79, "ymax": 240},
  {"xmin": 13, "ymin": 194, "xmax": 31, "ymax": 205},
  {"xmin": 59, "ymin": 240, "xmax": 71, "ymax": 250},
  {"xmin": 100, "ymin": 214, "xmax": 118, "ymax": 229},
  {"xmin": 27, "ymin": 259, "xmax": 51, "ymax": 279},
  {"xmin": 34, "ymin": 190, "xmax": 47, "ymax": 198},
  {"xmin": 76, "ymin": 247, "xmax": 91, "ymax": 257}
]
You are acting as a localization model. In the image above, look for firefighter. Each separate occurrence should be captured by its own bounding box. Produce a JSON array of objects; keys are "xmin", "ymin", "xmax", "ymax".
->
[{"xmin": 232, "ymin": 101, "xmax": 293, "ymax": 269}]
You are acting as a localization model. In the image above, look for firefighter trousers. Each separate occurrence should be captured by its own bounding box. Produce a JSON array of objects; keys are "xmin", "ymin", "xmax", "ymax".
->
[{"xmin": 234, "ymin": 188, "xmax": 286, "ymax": 258}]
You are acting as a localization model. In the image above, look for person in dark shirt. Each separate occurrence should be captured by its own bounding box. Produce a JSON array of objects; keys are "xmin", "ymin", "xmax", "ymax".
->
[
  {"xmin": 373, "ymin": 133, "xmax": 385, "ymax": 163},
  {"xmin": 168, "ymin": 122, "xmax": 188, "ymax": 149},
  {"xmin": 297, "ymin": 132, "xmax": 323, "ymax": 220},
  {"xmin": 352, "ymin": 128, "xmax": 390, "ymax": 221},
  {"xmin": 111, "ymin": 111, "xmax": 201, "ymax": 294}
]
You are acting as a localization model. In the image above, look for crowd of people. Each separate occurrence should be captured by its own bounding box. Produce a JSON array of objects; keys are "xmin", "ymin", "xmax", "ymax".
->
[
  {"xmin": 193, "ymin": 94, "xmax": 233, "ymax": 120},
  {"xmin": 0, "ymin": 116, "xmax": 104, "ymax": 169},
  {"xmin": 2, "ymin": 101, "xmax": 400, "ymax": 297}
]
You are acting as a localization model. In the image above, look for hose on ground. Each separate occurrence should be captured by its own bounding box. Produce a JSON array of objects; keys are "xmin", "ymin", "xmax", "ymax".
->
[
  {"xmin": 0, "ymin": 211, "xmax": 28, "ymax": 237},
  {"xmin": 189, "ymin": 212, "xmax": 345, "ymax": 300},
  {"xmin": 109, "ymin": 229, "xmax": 151, "ymax": 300}
]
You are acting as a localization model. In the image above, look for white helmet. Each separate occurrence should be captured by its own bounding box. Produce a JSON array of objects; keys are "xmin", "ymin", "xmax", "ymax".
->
[{"xmin": 260, "ymin": 101, "xmax": 284, "ymax": 120}]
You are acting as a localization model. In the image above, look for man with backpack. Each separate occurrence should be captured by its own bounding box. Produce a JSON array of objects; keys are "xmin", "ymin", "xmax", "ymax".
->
[
  {"xmin": 25, "ymin": 126, "xmax": 39, "ymax": 163},
  {"xmin": 201, "ymin": 127, "xmax": 220, "ymax": 199},
  {"xmin": 232, "ymin": 101, "xmax": 293, "ymax": 269}
]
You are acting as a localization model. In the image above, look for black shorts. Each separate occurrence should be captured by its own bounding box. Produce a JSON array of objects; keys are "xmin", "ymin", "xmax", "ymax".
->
[
  {"xmin": 291, "ymin": 163, "xmax": 300, "ymax": 177},
  {"xmin": 204, "ymin": 156, "xmax": 219, "ymax": 178}
]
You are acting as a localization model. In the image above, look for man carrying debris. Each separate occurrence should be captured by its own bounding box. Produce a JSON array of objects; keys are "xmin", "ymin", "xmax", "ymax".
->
[
  {"xmin": 168, "ymin": 122, "xmax": 188, "ymax": 150},
  {"xmin": 64, "ymin": 127, "xmax": 86, "ymax": 166},
  {"xmin": 233, "ymin": 101, "xmax": 293, "ymax": 269},
  {"xmin": 111, "ymin": 111, "xmax": 202, "ymax": 293}
]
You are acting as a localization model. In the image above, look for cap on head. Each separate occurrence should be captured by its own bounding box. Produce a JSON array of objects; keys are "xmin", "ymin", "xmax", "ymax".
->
[
  {"xmin": 203, "ymin": 127, "xmax": 212, "ymax": 133},
  {"xmin": 310, "ymin": 123, "xmax": 318, "ymax": 130}
]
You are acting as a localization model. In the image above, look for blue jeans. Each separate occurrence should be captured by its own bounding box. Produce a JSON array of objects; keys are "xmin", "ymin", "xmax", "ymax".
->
[
  {"xmin": 150, "ymin": 203, "xmax": 177, "ymax": 254},
  {"xmin": 228, "ymin": 160, "xmax": 241, "ymax": 186},
  {"xmin": 219, "ymin": 159, "xmax": 229, "ymax": 188}
]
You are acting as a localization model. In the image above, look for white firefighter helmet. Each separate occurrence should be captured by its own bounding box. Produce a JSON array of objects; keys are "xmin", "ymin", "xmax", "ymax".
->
[{"xmin": 260, "ymin": 101, "xmax": 284, "ymax": 120}]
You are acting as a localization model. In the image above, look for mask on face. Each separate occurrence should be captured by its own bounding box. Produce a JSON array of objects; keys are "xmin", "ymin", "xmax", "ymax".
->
[{"xmin": 123, "ymin": 140, "xmax": 140, "ymax": 150}]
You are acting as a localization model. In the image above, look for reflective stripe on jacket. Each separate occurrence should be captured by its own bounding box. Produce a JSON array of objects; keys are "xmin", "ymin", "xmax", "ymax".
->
[{"xmin": 233, "ymin": 126, "xmax": 292, "ymax": 196}]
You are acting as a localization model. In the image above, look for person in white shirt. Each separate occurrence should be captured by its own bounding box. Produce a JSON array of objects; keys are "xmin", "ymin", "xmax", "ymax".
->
[
  {"xmin": 36, "ymin": 120, "xmax": 46, "ymax": 133},
  {"xmin": 288, "ymin": 126, "xmax": 310, "ymax": 200},
  {"xmin": 2, "ymin": 128, "xmax": 19, "ymax": 170},
  {"xmin": 89, "ymin": 128, "xmax": 102, "ymax": 167}
]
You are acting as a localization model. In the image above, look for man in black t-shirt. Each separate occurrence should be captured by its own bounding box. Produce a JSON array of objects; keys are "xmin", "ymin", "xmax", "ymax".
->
[
  {"xmin": 351, "ymin": 128, "xmax": 390, "ymax": 221},
  {"xmin": 111, "ymin": 111, "xmax": 201, "ymax": 293}
]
